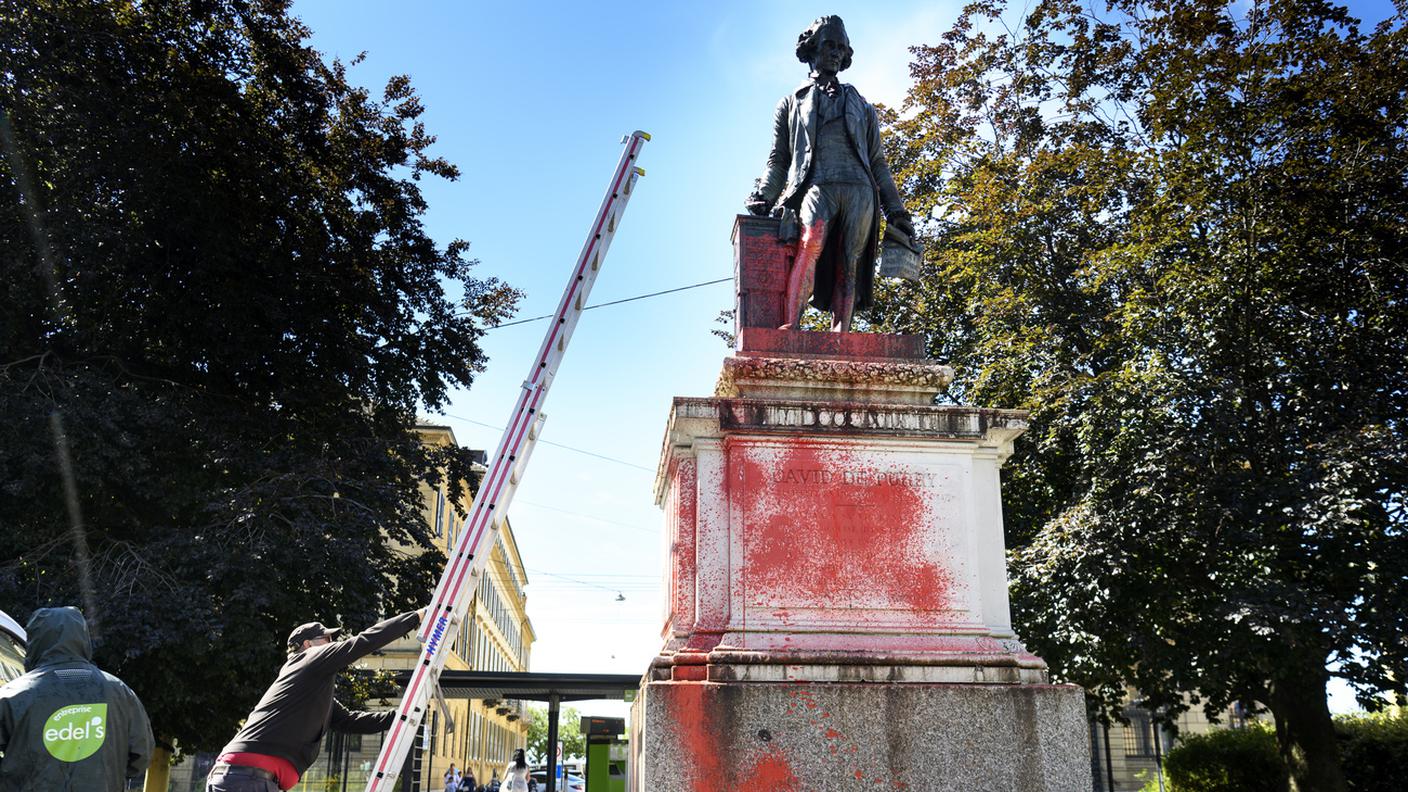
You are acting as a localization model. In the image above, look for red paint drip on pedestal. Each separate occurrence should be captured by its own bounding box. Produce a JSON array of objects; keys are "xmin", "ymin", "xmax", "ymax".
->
[{"xmin": 667, "ymin": 684, "xmax": 723, "ymax": 792}]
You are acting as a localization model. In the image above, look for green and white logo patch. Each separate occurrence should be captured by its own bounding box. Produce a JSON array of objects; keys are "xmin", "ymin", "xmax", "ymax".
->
[{"xmin": 43, "ymin": 703, "xmax": 107, "ymax": 762}]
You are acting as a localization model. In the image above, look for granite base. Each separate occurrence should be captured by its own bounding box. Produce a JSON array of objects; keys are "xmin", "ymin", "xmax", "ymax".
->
[{"xmin": 633, "ymin": 679, "xmax": 1092, "ymax": 791}]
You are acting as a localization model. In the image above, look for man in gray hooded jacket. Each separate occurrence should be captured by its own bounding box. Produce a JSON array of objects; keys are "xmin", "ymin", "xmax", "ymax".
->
[{"xmin": 0, "ymin": 606, "xmax": 154, "ymax": 791}]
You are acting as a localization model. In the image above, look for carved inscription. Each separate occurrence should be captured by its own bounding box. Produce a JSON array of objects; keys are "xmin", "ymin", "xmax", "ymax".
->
[
  {"xmin": 774, "ymin": 468, "xmax": 943, "ymax": 488},
  {"xmin": 737, "ymin": 404, "xmax": 982, "ymax": 435}
]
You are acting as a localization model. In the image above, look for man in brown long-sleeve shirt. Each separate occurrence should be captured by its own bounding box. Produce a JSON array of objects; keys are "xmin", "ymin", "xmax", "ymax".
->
[{"xmin": 207, "ymin": 609, "xmax": 424, "ymax": 791}]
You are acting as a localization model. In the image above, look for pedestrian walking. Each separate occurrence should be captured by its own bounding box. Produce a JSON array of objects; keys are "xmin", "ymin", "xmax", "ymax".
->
[{"xmin": 501, "ymin": 748, "xmax": 530, "ymax": 792}]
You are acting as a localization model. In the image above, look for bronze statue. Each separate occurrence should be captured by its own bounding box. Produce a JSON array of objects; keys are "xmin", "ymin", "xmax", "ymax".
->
[{"xmin": 745, "ymin": 15, "xmax": 914, "ymax": 332}]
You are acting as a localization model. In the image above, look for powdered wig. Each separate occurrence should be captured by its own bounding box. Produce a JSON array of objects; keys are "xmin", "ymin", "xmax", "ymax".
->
[{"xmin": 795, "ymin": 15, "xmax": 853, "ymax": 72}]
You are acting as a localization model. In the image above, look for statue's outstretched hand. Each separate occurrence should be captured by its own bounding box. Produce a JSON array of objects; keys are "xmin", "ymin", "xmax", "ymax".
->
[{"xmin": 744, "ymin": 194, "xmax": 772, "ymax": 216}]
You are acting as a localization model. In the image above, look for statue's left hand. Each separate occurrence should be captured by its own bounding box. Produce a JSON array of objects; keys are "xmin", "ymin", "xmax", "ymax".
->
[{"xmin": 887, "ymin": 211, "xmax": 915, "ymax": 237}]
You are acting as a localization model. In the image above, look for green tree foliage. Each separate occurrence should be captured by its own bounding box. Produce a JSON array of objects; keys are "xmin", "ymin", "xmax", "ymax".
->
[
  {"xmin": 526, "ymin": 705, "xmax": 585, "ymax": 764},
  {"xmin": 0, "ymin": 0, "xmax": 517, "ymax": 754},
  {"xmin": 875, "ymin": 1, "xmax": 1407, "ymax": 789},
  {"xmin": 1334, "ymin": 711, "xmax": 1408, "ymax": 790}
]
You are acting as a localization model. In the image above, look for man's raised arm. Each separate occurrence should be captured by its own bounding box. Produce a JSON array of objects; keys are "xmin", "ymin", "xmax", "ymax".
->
[{"xmin": 309, "ymin": 609, "xmax": 423, "ymax": 671}]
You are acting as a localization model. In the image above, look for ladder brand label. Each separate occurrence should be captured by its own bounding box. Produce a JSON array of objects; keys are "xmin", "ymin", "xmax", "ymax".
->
[
  {"xmin": 43, "ymin": 703, "xmax": 107, "ymax": 762},
  {"xmin": 425, "ymin": 615, "xmax": 449, "ymax": 658}
]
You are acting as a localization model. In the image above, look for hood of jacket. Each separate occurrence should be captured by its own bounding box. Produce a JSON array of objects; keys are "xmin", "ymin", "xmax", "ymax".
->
[{"xmin": 23, "ymin": 606, "xmax": 93, "ymax": 671}]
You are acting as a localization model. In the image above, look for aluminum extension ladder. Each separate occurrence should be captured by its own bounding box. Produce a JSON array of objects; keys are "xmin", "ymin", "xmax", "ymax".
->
[{"xmin": 364, "ymin": 131, "xmax": 651, "ymax": 792}]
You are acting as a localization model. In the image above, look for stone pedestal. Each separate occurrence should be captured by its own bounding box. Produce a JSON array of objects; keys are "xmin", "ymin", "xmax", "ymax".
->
[
  {"xmin": 633, "ymin": 680, "xmax": 1090, "ymax": 791},
  {"xmin": 631, "ymin": 223, "xmax": 1091, "ymax": 791}
]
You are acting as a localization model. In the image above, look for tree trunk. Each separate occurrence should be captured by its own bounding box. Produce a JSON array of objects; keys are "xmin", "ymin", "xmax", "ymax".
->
[{"xmin": 1267, "ymin": 663, "xmax": 1347, "ymax": 792}]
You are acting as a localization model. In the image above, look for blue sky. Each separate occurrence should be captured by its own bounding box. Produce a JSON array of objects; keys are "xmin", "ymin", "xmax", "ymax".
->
[{"xmin": 289, "ymin": 0, "xmax": 1399, "ymax": 716}]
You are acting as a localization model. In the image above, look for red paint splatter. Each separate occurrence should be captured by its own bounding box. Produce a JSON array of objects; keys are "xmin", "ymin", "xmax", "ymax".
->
[
  {"xmin": 786, "ymin": 688, "xmax": 912, "ymax": 790},
  {"xmin": 736, "ymin": 220, "xmax": 792, "ymax": 330},
  {"xmin": 683, "ymin": 632, "xmax": 722, "ymax": 652},
  {"xmin": 672, "ymin": 665, "xmax": 707, "ymax": 681},
  {"xmin": 747, "ymin": 747, "xmax": 800, "ymax": 791},
  {"xmin": 668, "ymin": 460, "xmax": 698, "ymax": 636},
  {"xmin": 735, "ymin": 441, "xmax": 954, "ymax": 614}
]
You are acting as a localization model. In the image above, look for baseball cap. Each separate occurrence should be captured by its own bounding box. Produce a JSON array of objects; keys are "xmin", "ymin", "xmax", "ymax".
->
[{"xmin": 287, "ymin": 621, "xmax": 343, "ymax": 648}]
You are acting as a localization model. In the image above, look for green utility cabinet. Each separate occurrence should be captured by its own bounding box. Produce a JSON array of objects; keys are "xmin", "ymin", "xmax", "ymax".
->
[{"xmin": 580, "ymin": 716, "xmax": 626, "ymax": 792}]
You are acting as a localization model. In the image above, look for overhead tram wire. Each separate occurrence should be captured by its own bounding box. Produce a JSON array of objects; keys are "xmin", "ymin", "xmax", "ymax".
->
[
  {"xmin": 481, "ymin": 556, "xmax": 657, "ymax": 597},
  {"xmin": 528, "ymin": 568, "xmax": 630, "ymax": 595},
  {"xmin": 513, "ymin": 499, "xmax": 657, "ymax": 535},
  {"xmin": 526, "ymin": 570, "xmax": 657, "ymax": 578},
  {"xmin": 436, "ymin": 277, "xmax": 737, "ymax": 467},
  {"xmin": 476, "ymin": 277, "xmax": 732, "ymax": 329},
  {"xmin": 444, "ymin": 413, "xmax": 654, "ymax": 473},
  {"xmin": 441, "ymin": 473, "xmax": 657, "ymax": 534}
]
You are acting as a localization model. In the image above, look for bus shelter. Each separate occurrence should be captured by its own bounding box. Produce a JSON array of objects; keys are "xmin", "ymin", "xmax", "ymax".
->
[{"xmin": 393, "ymin": 670, "xmax": 639, "ymax": 792}]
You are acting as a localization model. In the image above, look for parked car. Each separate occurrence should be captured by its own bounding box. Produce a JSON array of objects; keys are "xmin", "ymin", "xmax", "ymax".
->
[
  {"xmin": 0, "ymin": 609, "xmax": 27, "ymax": 684},
  {"xmin": 528, "ymin": 770, "xmax": 584, "ymax": 792}
]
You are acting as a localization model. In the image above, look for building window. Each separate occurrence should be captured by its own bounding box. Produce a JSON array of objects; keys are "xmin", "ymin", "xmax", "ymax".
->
[
  {"xmin": 1123, "ymin": 708, "xmax": 1156, "ymax": 757},
  {"xmin": 1230, "ymin": 701, "xmax": 1252, "ymax": 729}
]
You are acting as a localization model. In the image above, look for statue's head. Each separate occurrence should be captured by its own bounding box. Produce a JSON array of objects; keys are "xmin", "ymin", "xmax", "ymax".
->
[{"xmin": 796, "ymin": 15, "xmax": 853, "ymax": 74}]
